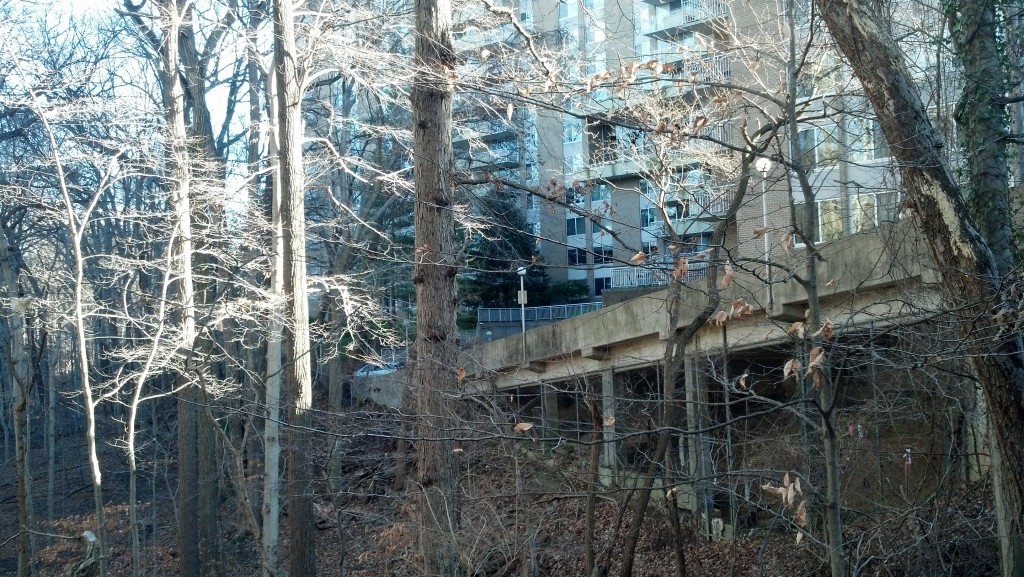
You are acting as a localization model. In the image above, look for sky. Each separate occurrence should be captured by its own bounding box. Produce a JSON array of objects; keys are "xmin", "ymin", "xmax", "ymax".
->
[{"xmin": 60, "ymin": 0, "xmax": 116, "ymax": 14}]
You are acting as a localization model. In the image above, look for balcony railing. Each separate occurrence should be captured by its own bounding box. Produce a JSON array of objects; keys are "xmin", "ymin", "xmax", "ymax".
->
[
  {"xmin": 636, "ymin": 54, "xmax": 732, "ymax": 95},
  {"xmin": 687, "ymin": 190, "xmax": 730, "ymax": 217},
  {"xmin": 639, "ymin": 0, "xmax": 728, "ymax": 35},
  {"xmin": 609, "ymin": 260, "xmax": 713, "ymax": 289},
  {"xmin": 477, "ymin": 302, "xmax": 604, "ymax": 324}
]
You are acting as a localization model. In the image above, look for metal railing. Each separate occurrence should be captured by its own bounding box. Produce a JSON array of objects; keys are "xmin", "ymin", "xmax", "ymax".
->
[
  {"xmin": 639, "ymin": 0, "xmax": 728, "ymax": 35},
  {"xmin": 609, "ymin": 261, "xmax": 713, "ymax": 289},
  {"xmin": 477, "ymin": 301, "xmax": 604, "ymax": 324},
  {"xmin": 688, "ymin": 190, "xmax": 730, "ymax": 217}
]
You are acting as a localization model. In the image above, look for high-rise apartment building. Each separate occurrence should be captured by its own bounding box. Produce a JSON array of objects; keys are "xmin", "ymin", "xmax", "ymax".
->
[
  {"xmin": 456, "ymin": 0, "xmax": 962, "ymax": 301},
  {"xmin": 529, "ymin": 0, "xmax": 760, "ymax": 298}
]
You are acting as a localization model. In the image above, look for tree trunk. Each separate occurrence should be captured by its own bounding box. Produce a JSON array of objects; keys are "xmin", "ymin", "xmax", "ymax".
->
[
  {"xmin": 259, "ymin": 8, "xmax": 282, "ymax": 576},
  {"xmin": 262, "ymin": 67, "xmax": 284, "ymax": 577},
  {"xmin": 159, "ymin": 2, "xmax": 201, "ymax": 575},
  {"xmin": 814, "ymin": 2, "xmax": 1024, "ymax": 575},
  {"xmin": 411, "ymin": 0, "xmax": 461, "ymax": 570},
  {"xmin": 272, "ymin": 0, "xmax": 316, "ymax": 574},
  {"xmin": 46, "ymin": 336, "xmax": 57, "ymax": 536},
  {"xmin": 1, "ymin": 229, "xmax": 33, "ymax": 577}
]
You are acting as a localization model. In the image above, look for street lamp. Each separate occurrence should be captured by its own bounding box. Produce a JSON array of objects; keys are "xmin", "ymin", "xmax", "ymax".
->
[
  {"xmin": 755, "ymin": 158, "xmax": 774, "ymax": 310},
  {"xmin": 517, "ymin": 266, "xmax": 527, "ymax": 362}
]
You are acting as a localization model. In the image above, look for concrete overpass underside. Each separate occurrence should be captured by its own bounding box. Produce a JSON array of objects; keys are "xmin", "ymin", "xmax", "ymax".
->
[{"xmin": 462, "ymin": 223, "xmax": 982, "ymax": 533}]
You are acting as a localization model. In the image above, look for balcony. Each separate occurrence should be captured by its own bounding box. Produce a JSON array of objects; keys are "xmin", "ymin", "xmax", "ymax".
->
[
  {"xmin": 637, "ymin": 53, "xmax": 731, "ymax": 96},
  {"xmin": 455, "ymin": 145, "xmax": 522, "ymax": 172},
  {"xmin": 609, "ymin": 258, "xmax": 712, "ymax": 289},
  {"xmin": 639, "ymin": 0, "xmax": 728, "ymax": 36}
]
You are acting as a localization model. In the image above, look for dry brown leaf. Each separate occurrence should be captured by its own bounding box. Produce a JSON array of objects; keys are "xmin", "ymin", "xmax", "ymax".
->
[
  {"xmin": 480, "ymin": 48, "xmax": 492, "ymax": 60},
  {"xmin": 795, "ymin": 500, "xmax": 808, "ymax": 527},
  {"xmin": 786, "ymin": 321, "xmax": 805, "ymax": 338},
  {"xmin": 795, "ymin": 530, "xmax": 804, "ymax": 544},
  {"xmin": 753, "ymin": 226, "xmax": 768, "ymax": 239},
  {"xmin": 673, "ymin": 257, "xmax": 689, "ymax": 281},
  {"xmin": 720, "ymin": 264, "xmax": 735, "ymax": 288},
  {"xmin": 812, "ymin": 319, "xmax": 836, "ymax": 341},
  {"xmin": 804, "ymin": 308, "xmax": 811, "ymax": 319},
  {"xmin": 807, "ymin": 346, "xmax": 824, "ymax": 369},
  {"xmin": 708, "ymin": 310, "xmax": 729, "ymax": 326},
  {"xmin": 783, "ymin": 358, "xmax": 801, "ymax": 380},
  {"xmin": 794, "ymin": 477, "xmax": 802, "ymax": 496},
  {"xmin": 760, "ymin": 483, "xmax": 786, "ymax": 500},
  {"xmin": 452, "ymin": 447, "xmax": 464, "ymax": 454},
  {"xmin": 457, "ymin": 367, "xmax": 466, "ymax": 383},
  {"xmin": 782, "ymin": 232, "xmax": 794, "ymax": 254},
  {"xmin": 738, "ymin": 372, "xmax": 749, "ymax": 389},
  {"xmin": 514, "ymin": 422, "xmax": 534, "ymax": 432},
  {"xmin": 809, "ymin": 367, "xmax": 824, "ymax": 390},
  {"xmin": 603, "ymin": 416, "xmax": 616, "ymax": 427},
  {"xmin": 630, "ymin": 251, "xmax": 647, "ymax": 264}
]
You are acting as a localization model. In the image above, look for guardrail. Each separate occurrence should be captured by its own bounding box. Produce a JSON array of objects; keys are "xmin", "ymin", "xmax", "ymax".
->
[{"xmin": 477, "ymin": 302, "xmax": 604, "ymax": 324}]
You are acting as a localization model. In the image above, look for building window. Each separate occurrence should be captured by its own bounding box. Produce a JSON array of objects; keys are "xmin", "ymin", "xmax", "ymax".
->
[
  {"xmin": 795, "ymin": 198, "xmax": 844, "ymax": 243},
  {"xmin": 797, "ymin": 125, "xmax": 840, "ymax": 172},
  {"xmin": 640, "ymin": 207, "xmax": 658, "ymax": 228},
  {"xmin": 566, "ymin": 216, "xmax": 586, "ymax": 236},
  {"xmin": 851, "ymin": 191, "xmax": 899, "ymax": 232},
  {"xmin": 680, "ymin": 234, "xmax": 709, "ymax": 255},
  {"xmin": 563, "ymin": 117, "xmax": 583, "ymax": 144},
  {"xmin": 642, "ymin": 240, "xmax": 659, "ymax": 256},
  {"xmin": 568, "ymin": 247, "xmax": 587, "ymax": 265},
  {"xmin": 566, "ymin": 187, "xmax": 584, "ymax": 204},
  {"xmin": 526, "ymin": 193, "xmax": 539, "ymax": 210},
  {"xmin": 595, "ymin": 276, "xmax": 612, "ymax": 295},
  {"xmin": 528, "ymin": 222, "xmax": 542, "ymax": 247},
  {"xmin": 665, "ymin": 200, "xmax": 689, "ymax": 221},
  {"xmin": 594, "ymin": 246, "xmax": 614, "ymax": 264},
  {"xmin": 594, "ymin": 216, "xmax": 614, "ymax": 236},
  {"xmin": 849, "ymin": 117, "xmax": 890, "ymax": 162},
  {"xmin": 591, "ymin": 183, "xmax": 612, "ymax": 203},
  {"xmin": 588, "ymin": 120, "xmax": 619, "ymax": 164}
]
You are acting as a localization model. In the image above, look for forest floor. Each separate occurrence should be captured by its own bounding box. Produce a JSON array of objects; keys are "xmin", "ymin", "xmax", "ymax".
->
[{"xmin": 0, "ymin": 401, "xmax": 999, "ymax": 577}]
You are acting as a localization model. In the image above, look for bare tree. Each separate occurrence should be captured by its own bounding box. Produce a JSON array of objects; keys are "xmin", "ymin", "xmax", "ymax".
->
[{"xmin": 813, "ymin": 1, "xmax": 1024, "ymax": 574}]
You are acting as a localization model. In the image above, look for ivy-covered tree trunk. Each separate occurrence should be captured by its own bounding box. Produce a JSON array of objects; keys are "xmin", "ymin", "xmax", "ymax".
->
[{"xmin": 815, "ymin": 2, "xmax": 1024, "ymax": 575}]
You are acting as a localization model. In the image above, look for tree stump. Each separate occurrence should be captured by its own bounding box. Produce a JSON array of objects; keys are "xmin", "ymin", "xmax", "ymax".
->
[{"xmin": 64, "ymin": 531, "xmax": 98, "ymax": 577}]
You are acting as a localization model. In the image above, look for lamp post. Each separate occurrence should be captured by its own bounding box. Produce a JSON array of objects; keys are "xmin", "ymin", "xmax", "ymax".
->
[
  {"xmin": 517, "ymin": 266, "xmax": 527, "ymax": 362},
  {"xmin": 755, "ymin": 158, "xmax": 774, "ymax": 310}
]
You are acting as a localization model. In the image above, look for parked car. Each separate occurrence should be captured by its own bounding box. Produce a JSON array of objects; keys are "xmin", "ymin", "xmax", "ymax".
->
[{"xmin": 353, "ymin": 361, "xmax": 405, "ymax": 377}]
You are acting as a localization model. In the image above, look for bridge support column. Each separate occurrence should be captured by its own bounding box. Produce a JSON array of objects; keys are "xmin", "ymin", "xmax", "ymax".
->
[{"xmin": 600, "ymin": 368, "xmax": 618, "ymax": 479}]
